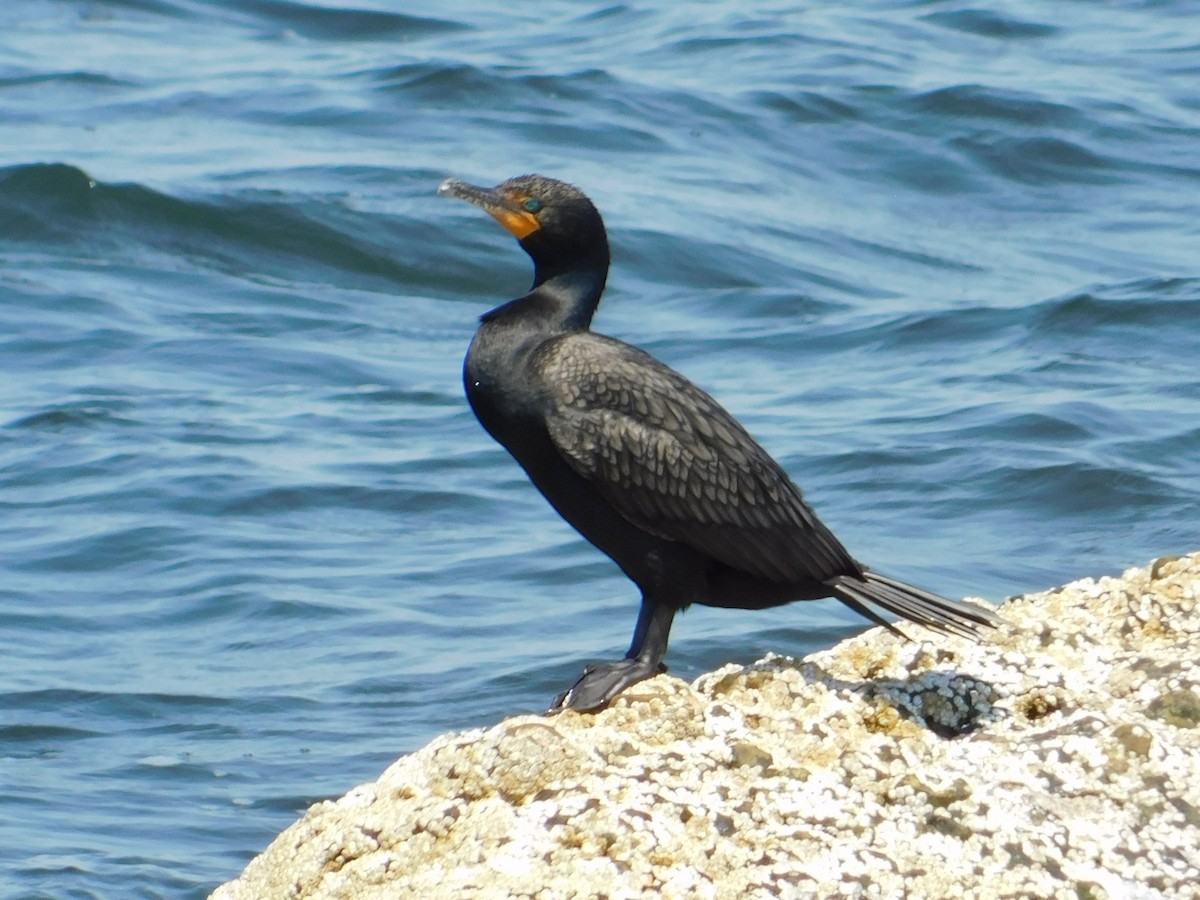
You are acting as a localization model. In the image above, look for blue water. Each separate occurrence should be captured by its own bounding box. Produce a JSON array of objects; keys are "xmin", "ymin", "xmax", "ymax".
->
[{"xmin": 2, "ymin": 1, "xmax": 1198, "ymax": 895}]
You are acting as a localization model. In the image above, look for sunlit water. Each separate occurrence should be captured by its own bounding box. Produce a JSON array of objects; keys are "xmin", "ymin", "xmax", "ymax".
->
[{"xmin": 2, "ymin": 1, "xmax": 1198, "ymax": 895}]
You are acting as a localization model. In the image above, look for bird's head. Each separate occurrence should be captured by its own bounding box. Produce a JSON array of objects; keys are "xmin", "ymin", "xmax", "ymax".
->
[{"xmin": 438, "ymin": 174, "xmax": 610, "ymax": 281}]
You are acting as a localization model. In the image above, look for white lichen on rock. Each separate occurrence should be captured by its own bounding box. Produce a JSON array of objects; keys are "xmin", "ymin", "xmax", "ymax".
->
[{"xmin": 211, "ymin": 553, "xmax": 1200, "ymax": 899}]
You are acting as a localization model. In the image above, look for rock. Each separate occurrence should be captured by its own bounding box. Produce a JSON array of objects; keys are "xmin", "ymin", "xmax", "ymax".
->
[{"xmin": 211, "ymin": 553, "xmax": 1200, "ymax": 899}]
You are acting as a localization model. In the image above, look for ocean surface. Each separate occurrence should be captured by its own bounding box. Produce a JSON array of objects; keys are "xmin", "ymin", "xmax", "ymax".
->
[{"xmin": 2, "ymin": 1, "xmax": 1198, "ymax": 896}]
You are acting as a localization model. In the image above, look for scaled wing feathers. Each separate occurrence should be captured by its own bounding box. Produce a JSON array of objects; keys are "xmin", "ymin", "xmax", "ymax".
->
[{"xmin": 536, "ymin": 334, "xmax": 854, "ymax": 583}]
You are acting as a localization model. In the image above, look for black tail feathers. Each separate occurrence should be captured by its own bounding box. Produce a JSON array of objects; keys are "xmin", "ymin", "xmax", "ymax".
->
[{"xmin": 829, "ymin": 570, "xmax": 1002, "ymax": 641}]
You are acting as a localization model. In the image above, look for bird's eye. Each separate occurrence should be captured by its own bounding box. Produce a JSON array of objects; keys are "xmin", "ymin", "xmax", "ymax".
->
[{"xmin": 522, "ymin": 198, "xmax": 542, "ymax": 213}]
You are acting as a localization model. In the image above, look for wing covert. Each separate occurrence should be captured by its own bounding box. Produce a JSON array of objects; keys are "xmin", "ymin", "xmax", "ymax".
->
[{"xmin": 535, "ymin": 333, "xmax": 855, "ymax": 583}]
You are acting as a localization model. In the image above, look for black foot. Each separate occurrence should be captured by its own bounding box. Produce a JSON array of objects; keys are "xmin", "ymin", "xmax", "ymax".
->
[{"xmin": 547, "ymin": 658, "xmax": 667, "ymax": 713}]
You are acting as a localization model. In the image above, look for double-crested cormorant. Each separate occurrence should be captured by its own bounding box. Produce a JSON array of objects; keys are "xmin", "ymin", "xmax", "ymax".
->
[{"xmin": 438, "ymin": 174, "xmax": 1000, "ymax": 713}]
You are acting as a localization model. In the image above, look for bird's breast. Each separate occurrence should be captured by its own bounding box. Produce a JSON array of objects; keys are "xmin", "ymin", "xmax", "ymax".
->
[{"xmin": 463, "ymin": 324, "xmax": 550, "ymax": 449}]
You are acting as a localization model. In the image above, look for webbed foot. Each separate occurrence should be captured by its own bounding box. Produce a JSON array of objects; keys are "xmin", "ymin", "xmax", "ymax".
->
[{"xmin": 547, "ymin": 658, "xmax": 667, "ymax": 713}]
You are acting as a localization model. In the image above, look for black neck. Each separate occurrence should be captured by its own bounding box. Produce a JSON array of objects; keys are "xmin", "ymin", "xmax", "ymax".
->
[{"xmin": 484, "ymin": 263, "xmax": 608, "ymax": 332}]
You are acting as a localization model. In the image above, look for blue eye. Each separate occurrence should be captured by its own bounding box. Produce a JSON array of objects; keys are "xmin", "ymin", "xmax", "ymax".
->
[{"xmin": 523, "ymin": 198, "xmax": 541, "ymax": 213}]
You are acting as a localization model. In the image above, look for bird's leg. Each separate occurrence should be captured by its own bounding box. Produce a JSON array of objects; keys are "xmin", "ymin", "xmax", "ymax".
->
[
  {"xmin": 547, "ymin": 598, "xmax": 675, "ymax": 713},
  {"xmin": 625, "ymin": 592, "xmax": 673, "ymax": 661}
]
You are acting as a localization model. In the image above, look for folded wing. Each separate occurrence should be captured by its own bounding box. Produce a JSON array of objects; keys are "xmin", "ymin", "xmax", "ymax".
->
[{"xmin": 535, "ymin": 333, "xmax": 858, "ymax": 585}]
